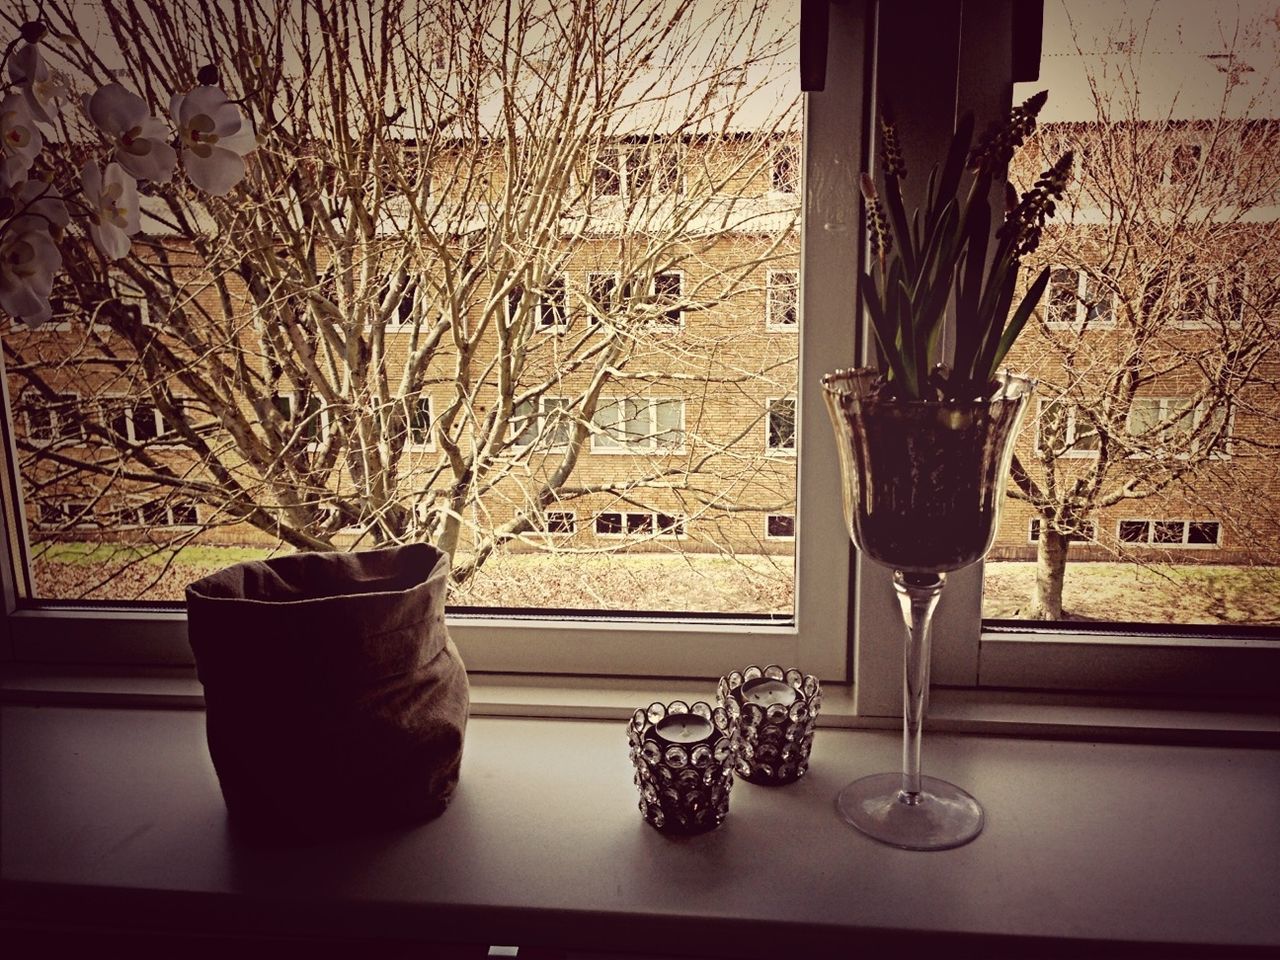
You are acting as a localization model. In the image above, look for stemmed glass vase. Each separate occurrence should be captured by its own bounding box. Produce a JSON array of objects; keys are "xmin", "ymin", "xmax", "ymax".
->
[{"xmin": 821, "ymin": 368, "xmax": 1034, "ymax": 850}]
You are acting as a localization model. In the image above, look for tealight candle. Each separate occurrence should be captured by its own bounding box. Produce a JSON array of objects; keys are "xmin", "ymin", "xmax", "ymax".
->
[
  {"xmin": 739, "ymin": 677, "xmax": 797, "ymax": 708},
  {"xmin": 652, "ymin": 713, "xmax": 714, "ymax": 745}
]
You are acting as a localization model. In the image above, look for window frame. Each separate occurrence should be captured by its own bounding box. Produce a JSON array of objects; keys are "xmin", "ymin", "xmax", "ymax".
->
[
  {"xmin": 1044, "ymin": 266, "xmax": 1114, "ymax": 330},
  {"xmin": 766, "ymin": 268, "xmax": 799, "ymax": 331},
  {"xmin": 2, "ymin": 2, "xmax": 1270, "ymax": 707},
  {"xmin": 406, "ymin": 395, "xmax": 435, "ymax": 452},
  {"xmin": 589, "ymin": 396, "xmax": 685, "ymax": 455},
  {"xmin": 765, "ymin": 396, "xmax": 797, "ymax": 456}
]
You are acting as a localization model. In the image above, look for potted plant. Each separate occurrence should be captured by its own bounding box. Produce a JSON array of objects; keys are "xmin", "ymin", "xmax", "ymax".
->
[{"xmin": 822, "ymin": 92, "xmax": 1072, "ymax": 850}]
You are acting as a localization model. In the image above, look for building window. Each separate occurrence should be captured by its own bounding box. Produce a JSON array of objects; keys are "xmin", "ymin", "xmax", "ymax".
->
[
  {"xmin": 766, "ymin": 270, "xmax": 798, "ymax": 329},
  {"xmin": 651, "ymin": 272, "xmax": 683, "ymax": 326},
  {"xmin": 766, "ymin": 398, "xmax": 796, "ymax": 454},
  {"xmin": 771, "ymin": 143, "xmax": 799, "ymax": 193},
  {"xmin": 1167, "ymin": 142, "xmax": 1202, "ymax": 185},
  {"xmin": 1044, "ymin": 267, "xmax": 1113, "ymax": 328},
  {"xmin": 1028, "ymin": 519, "xmax": 1097, "ymax": 543},
  {"xmin": 407, "ymin": 396, "xmax": 433, "ymax": 449},
  {"xmin": 100, "ymin": 397, "xmax": 183, "ymax": 446},
  {"xmin": 36, "ymin": 501, "xmax": 92, "ymax": 529},
  {"xmin": 1118, "ymin": 518, "xmax": 1221, "ymax": 548},
  {"xmin": 271, "ymin": 392, "xmax": 327, "ymax": 448},
  {"xmin": 594, "ymin": 140, "xmax": 683, "ymax": 198},
  {"xmin": 1035, "ymin": 398, "xmax": 1100, "ymax": 458},
  {"xmin": 536, "ymin": 276, "xmax": 568, "ymax": 331},
  {"xmin": 766, "ymin": 514, "xmax": 795, "ymax": 539},
  {"xmin": 512, "ymin": 396, "xmax": 573, "ymax": 450},
  {"xmin": 545, "ymin": 511, "xmax": 576, "ymax": 534},
  {"xmin": 591, "ymin": 397, "xmax": 683, "ymax": 452},
  {"xmin": 593, "ymin": 510, "xmax": 684, "ymax": 538},
  {"xmin": 1126, "ymin": 397, "xmax": 1231, "ymax": 459},
  {"xmin": 586, "ymin": 272, "xmax": 620, "ymax": 325},
  {"xmin": 24, "ymin": 392, "xmax": 84, "ymax": 445}
]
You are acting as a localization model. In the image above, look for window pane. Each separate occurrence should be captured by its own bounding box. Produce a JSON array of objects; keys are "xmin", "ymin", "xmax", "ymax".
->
[
  {"xmin": 4, "ymin": 1, "xmax": 799, "ymax": 618},
  {"xmin": 984, "ymin": 0, "xmax": 1280, "ymax": 626}
]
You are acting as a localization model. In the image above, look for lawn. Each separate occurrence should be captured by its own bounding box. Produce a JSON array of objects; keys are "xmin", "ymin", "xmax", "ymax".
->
[{"xmin": 28, "ymin": 542, "xmax": 1280, "ymax": 626}]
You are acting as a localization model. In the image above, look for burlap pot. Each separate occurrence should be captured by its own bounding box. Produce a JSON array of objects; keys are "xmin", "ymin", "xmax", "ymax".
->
[{"xmin": 185, "ymin": 543, "xmax": 468, "ymax": 842}]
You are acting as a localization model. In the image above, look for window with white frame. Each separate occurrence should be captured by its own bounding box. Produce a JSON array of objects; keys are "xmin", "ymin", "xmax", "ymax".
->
[
  {"xmin": 766, "ymin": 270, "xmax": 798, "ymax": 329},
  {"xmin": 1125, "ymin": 397, "xmax": 1231, "ymax": 459},
  {"xmin": 1044, "ymin": 267, "xmax": 1113, "ymax": 328},
  {"xmin": 100, "ymin": 396, "xmax": 184, "ymax": 446},
  {"xmin": 536, "ymin": 276, "xmax": 568, "ymax": 331},
  {"xmin": 593, "ymin": 140, "xmax": 684, "ymax": 198},
  {"xmin": 766, "ymin": 398, "xmax": 796, "ymax": 454},
  {"xmin": 406, "ymin": 396, "xmax": 433, "ymax": 449},
  {"xmin": 766, "ymin": 513, "xmax": 795, "ymax": 540},
  {"xmin": 771, "ymin": 143, "xmax": 799, "ymax": 193},
  {"xmin": 590, "ymin": 397, "xmax": 683, "ymax": 452},
  {"xmin": 36, "ymin": 500, "xmax": 92, "ymax": 529},
  {"xmin": 511, "ymin": 396, "xmax": 573, "ymax": 450},
  {"xmin": 585, "ymin": 271, "xmax": 621, "ymax": 326},
  {"xmin": 271, "ymin": 392, "xmax": 327, "ymax": 448},
  {"xmin": 1035, "ymin": 397, "xmax": 1100, "ymax": 457},
  {"xmin": 23, "ymin": 392, "xmax": 84, "ymax": 446},
  {"xmin": 113, "ymin": 499, "xmax": 201, "ymax": 529},
  {"xmin": 593, "ymin": 510, "xmax": 684, "ymax": 538},
  {"xmin": 651, "ymin": 272, "xmax": 683, "ymax": 326},
  {"xmin": 1118, "ymin": 518, "xmax": 1221, "ymax": 548},
  {"xmin": 543, "ymin": 511, "xmax": 576, "ymax": 534}
]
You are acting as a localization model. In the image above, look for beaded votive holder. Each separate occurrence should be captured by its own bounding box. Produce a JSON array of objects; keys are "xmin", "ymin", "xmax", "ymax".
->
[
  {"xmin": 717, "ymin": 665, "xmax": 821, "ymax": 785},
  {"xmin": 627, "ymin": 699, "xmax": 738, "ymax": 834}
]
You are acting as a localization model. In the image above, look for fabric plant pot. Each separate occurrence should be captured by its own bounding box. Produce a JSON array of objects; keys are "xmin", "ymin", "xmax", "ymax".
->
[{"xmin": 185, "ymin": 543, "xmax": 469, "ymax": 843}]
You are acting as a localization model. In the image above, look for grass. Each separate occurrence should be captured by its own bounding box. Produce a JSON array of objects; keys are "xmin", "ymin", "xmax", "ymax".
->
[{"xmin": 27, "ymin": 541, "xmax": 1280, "ymax": 626}]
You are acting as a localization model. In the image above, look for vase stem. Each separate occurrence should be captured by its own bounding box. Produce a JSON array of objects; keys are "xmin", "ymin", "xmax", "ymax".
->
[{"xmin": 893, "ymin": 570, "xmax": 945, "ymax": 801}]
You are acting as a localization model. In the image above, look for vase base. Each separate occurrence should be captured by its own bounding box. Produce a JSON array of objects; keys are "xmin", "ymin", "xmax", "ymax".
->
[{"xmin": 836, "ymin": 772, "xmax": 984, "ymax": 850}]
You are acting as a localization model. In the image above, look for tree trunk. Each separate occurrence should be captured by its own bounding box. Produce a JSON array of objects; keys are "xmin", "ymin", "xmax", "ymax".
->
[{"xmin": 1030, "ymin": 526, "xmax": 1068, "ymax": 620}]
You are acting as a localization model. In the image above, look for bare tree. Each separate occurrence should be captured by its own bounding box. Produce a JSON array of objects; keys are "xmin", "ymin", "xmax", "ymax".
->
[
  {"xmin": 1004, "ymin": 8, "xmax": 1280, "ymax": 619},
  {"xmin": 3, "ymin": 0, "xmax": 800, "ymax": 602}
]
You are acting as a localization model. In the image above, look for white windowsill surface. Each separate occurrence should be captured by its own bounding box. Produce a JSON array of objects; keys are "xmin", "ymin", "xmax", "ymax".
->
[{"xmin": 3, "ymin": 702, "xmax": 1278, "ymax": 955}]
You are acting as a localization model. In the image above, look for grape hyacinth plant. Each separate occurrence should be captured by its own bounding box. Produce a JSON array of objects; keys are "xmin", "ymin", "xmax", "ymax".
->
[{"xmin": 859, "ymin": 91, "xmax": 1073, "ymax": 401}]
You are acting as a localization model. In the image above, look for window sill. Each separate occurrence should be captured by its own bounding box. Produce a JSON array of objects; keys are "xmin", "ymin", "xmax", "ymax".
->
[
  {"xmin": 3, "ymin": 664, "xmax": 1277, "ymax": 746},
  {"xmin": 2, "ymin": 702, "xmax": 1277, "ymax": 955}
]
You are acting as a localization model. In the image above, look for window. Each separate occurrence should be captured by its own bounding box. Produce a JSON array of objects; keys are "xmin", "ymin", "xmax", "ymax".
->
[
  {"xmin": 591, "ymin": 397, "xmax": 683, "ymax": 453},
  {"xmin": 1044, "ymin": 267, "xmax": 1113, "ymax": 328},
  {"xmin": 1167, "ymin": 142, "xmax": 1202, "ymax": 185},
  {"xmin": 1035, "ymin": 398, "xmax": 1099, "ymax": 457},
  {"xmin": 545, "ymin": 511, "xmax": 576, "ymax": 534},
  {"xmin": 651, "ymin": 272, "xmax": 683, "ymax": 326},
  {"xmin": 766, "ymin": 398, "xmax": 796, "ymax": 454},
  {"xmin": 767, "ymin": 270, "xmax": 798, "ymax": 329},
  {"xmin": 771, "ymin": 143, "xmax": 799, "ymax": 193},
  {"xmin": 272, "ymin": 392, "xmax": 327, "ymax": 448},
  {"xmin": 586, "ymin": 272, "xmax": 620, "ymax": 325},
  {"xmin": 1028, "ymin": 519, "xmax": 1096, "ymax": 543},
  {"xmin": 536, "ymin": 276, "xmax": 568, "ymax": 332},
  {"xmin": 1118, "ymin": 518, "xmax": 1221, "ymax": 548},
  {"xmin": 512, "ymin": 396, "xmax": 573, "ymax": 450},
  {"xmin": 24, "ymin": 392, "xmax": 83, "ymax": 445},
  {"xmin": 1126, "ymin": 397, "xmax": 1231, "ymax": 459},
  {"xmin": 111, "ymin": 500, "xmax": 200, "ymax": 528},
  {"xmin": 36, "ymin": 501, "xmax": 92, "ymax": 529},
  {"xmin": 594, "ymin": 140, "xmax": 683, "ymax": 198},
  {"xmin": 593, "ymin": 510, "xmax": 684, "ymax": 539},
  {"xmin": 407, "ymin": 396, "xmax": 433, "ymax": 449},
  {"xmin": 100, "ymin": 397, "xmax": 183, "ymax": 446},
  {"xmin": 766, "ymin": 514, "xmax": 795, "ymax": 540}
]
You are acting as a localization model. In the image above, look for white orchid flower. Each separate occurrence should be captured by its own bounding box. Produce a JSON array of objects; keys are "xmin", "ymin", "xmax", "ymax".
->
[
  {"xmin": 8, "ymin": 43, "xmax": 67, "ymax": 126},
  {"xmin": 170, "ymin": 85, "xmax": 256, "ymax": 196},
  {"xmin": 6, "ymin": 179, "xmax": 70, "ymax": 232},
  {"xmin": 0, "ymin": 221, "xmax": 61, "ymax": 326},
  {"xmin": 82, "ymin": 161, "xmax": 140, "ymax": 260},
  {"xmin": 85, "ymin": 83, "xmax": 177, "ymax": 183},
  {"xmin": 0, "ymin": 94, "xmax": 43, "ymax": 190}
]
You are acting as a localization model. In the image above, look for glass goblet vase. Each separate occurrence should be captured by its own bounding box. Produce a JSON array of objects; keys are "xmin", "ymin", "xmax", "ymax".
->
[{"xmin": 821, "ymin": 368, "xmax": 1034, "ymax": 850}]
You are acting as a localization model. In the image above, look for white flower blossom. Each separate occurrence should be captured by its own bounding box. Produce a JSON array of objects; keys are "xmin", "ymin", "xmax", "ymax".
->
[
  {"xmin": 85, "ymin": 83, "xmax": 177, "ymax": 183},
  {"xmin": 8, "ymin": 43, "xmax": 67, "ymax": 126},
  {"xmin": 6, "ymin": 179, "xmax": 69, "ymax": 232},
  {"xmin": 82, "ymin": 161, "xmax": 140, "ymax": 260},
  {"xmin": 0, "ymin": 221, "xmax": 61, "ymax": 326},
  {"xmin": 170, "ymin": 85, "xmax": 256, "ymax": 195},
  {"xmin": 0, "ymin": 94, "xmax": 43, "ymax": 190}
]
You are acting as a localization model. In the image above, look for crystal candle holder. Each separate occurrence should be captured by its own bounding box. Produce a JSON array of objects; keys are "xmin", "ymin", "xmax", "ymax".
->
[
  {"xmin": 717, "ymin": 665, "xmax": 821, "ymax": 785},
  {"xmin": 627, "ymin": 699, "xmax": 737, "ymax": 834}
]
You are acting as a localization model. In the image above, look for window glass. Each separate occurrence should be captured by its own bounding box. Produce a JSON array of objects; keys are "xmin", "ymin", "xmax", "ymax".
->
[
  {"xmin": 984, "ymin": 0, "xmax": 1280, "ymax": 627},
  {"xmin": 1, "ymin": 2, "xmax": 800, "ymax": 620}
]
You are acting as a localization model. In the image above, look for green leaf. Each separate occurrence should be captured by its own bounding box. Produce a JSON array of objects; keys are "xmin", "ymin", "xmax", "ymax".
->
[
  {"xmin": 973, "ymin": 262, "xmax": 1020, "ymax": 380},
  {"xmin": 883, "ymin": 172, "xmax": 915, "ymax": 277},
  {"xmin": 930, "ymin": 111, "xmax": 975, "ymax": 224},
  {"xmin": 953, "ymin": 188, "xmax": 991, "ymax": 379},
  {"xmin": 984, "ymin": 264, "xmax": 1050, "ymax": 379},
  {"xmin": 860, "ymin": 275, "xmax": 913, "ymax": 389}
]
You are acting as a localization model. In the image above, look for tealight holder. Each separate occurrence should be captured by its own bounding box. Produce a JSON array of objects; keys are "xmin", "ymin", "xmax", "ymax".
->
[
  {"xmin": 717, "ymin": 665, "xmax": 821, "ymax": 785},
  {"xmin": 627, "ymin": 699, "xmax": 738, "ymax": 834}
]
